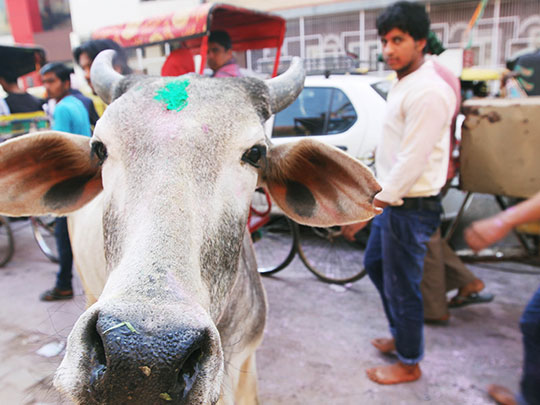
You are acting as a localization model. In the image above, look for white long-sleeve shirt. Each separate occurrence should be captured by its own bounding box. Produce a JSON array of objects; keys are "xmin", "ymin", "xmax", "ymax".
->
[{"xmin": 375, "ymin": 59, "xmax": 456, "ymax": 205}]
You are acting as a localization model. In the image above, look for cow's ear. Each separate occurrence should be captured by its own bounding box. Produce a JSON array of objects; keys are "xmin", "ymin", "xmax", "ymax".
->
[
  {"xmin": 262, "ymin": 139, "xmax": 382, "ymax": 227},
  {"xmin": 0, "ymin": 131, "xmax": 103, "ymax": 216}
]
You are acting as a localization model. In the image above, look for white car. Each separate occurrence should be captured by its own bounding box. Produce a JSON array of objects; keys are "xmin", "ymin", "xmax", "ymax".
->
[{"xmin": 265, "ymin": 73, "xmax": 390, "ymax": 167}]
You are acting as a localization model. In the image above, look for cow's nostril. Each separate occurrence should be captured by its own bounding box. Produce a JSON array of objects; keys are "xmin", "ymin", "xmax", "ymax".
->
[
  {"xmin": 89, "ymin": 318, "xmax": 107, "ymax": 387},
  {"xmin": 176, "ymin": 347, "xmax": 204, "ymax": 398},
  {"xmin": 87, "ymin": 314, "xmax": 107, "ymax": 388}
]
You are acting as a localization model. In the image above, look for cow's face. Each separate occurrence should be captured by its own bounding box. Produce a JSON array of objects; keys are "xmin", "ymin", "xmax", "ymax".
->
[
  {"xmin": 58, "ymin": 73, "xmax": 276, "ymax": 404},
  {"xmin": 0, "ymin": 51, "xmax": 381, "ymax": 404},
  {"xmin": 94, "ymin": 75, "xmax": 268, "ymax": 314}
]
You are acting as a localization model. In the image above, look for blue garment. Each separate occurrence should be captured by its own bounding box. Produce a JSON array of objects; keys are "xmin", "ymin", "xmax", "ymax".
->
[
  {"xmin": 364, "ymin": 205, "xmax": 441, "ymax": 364},
  {"xmin": 518, "ymin": 286, "xmax": 540, "ymax": 405},
  {"xmin": 52, "ymin": 94, "xmax": 91, "ymax": 291},
  {"xmin": 54, "ymin": 217, "xmax": 73, "ymax": 291},
  {"xmin": 52, "ymin": 95, "xmax": 91, "ymax": 136}
]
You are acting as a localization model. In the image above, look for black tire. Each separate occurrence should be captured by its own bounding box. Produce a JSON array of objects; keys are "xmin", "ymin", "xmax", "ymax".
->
[
  {"xmin": 253, "ymin": 216, "xmax": 298, "ymax": 275},
  {"xmin": 31, "ymin": 216, "xmax": 59, "ymax": 263},
  {"xmin": 297, "ymin": 225, "xmax": 367, "ymax": 284},
  {"xmin": 0, "ymin": 216, "xmax": 14, "ymax": 267}
]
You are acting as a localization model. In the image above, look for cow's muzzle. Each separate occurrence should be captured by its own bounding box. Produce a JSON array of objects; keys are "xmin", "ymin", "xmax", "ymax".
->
[{"xmin": 59, "ymin": 305, "xmax": 223, "ymax": 405}]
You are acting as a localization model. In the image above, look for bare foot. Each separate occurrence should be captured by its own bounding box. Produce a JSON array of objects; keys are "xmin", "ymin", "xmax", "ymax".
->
[
  {"xmin": 366, "ymin": 362, "xmax": 421, "ymax": 385},
  {"xmin": 458, "ymin": 278, "xmax": 485, "ymax": 297},
  {"xmin": 487, "ymin": 384, "xmax": 516, "ymax": 405},
  {"xmin": 371, "ymin": 337, "xmax": 395, "ymax": 354}
]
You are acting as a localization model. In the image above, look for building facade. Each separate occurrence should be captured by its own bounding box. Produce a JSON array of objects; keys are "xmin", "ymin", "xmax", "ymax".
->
[{"xmin": 244, "ymin": 0, "xmax": 540, "ymax": 74}]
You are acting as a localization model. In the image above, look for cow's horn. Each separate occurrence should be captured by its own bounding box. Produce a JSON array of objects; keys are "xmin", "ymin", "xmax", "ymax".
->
[
  {"xmin": 265, "ymin": 57, "xmax": 305, "ymax": 114},
  {"xmin": 90, "ymin": 49, "xmax": 124, "ymax": 105}
]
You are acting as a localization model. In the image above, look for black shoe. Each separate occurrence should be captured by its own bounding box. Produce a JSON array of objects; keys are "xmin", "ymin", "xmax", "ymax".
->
[{"xmin": 40, "ymin": 287, "xmax": 73, "ymax": 301}]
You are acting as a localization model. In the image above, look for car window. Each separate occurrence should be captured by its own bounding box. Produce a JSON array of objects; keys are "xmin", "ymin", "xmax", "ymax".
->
[
  {"xmin": 273, "ymin": 87, "xmax": 357, "ymax": 137},
  {"xmin": 273, "ymin": 87, "xmax": 331, "ymax": 137},
  {"xmin": 327, "ymin": 88, "xmax": 357, "ymax": 134}
]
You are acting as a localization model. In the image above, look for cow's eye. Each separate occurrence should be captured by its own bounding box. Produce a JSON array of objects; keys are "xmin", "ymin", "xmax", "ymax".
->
[
  {"xmin": 242, "ymin": 145, "xmax": 266, "ymax": 168},
  {"xmin": 91, "ymin": 141, "xmax": 108, "ymax": 165}
]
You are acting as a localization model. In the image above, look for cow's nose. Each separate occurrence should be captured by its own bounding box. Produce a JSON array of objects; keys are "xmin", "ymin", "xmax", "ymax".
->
[{"xmin": 87, "ymin": 312, "xmax": 210, "ymax": 403}]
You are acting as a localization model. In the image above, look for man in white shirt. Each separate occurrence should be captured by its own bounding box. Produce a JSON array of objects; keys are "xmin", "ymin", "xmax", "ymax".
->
[{"xmin": 359, "ymin": 1, "xmax": 455, "ymax": 385}]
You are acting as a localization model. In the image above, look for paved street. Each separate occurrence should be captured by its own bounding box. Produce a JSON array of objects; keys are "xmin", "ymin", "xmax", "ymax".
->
[{"xmin": 0, "ymin": 217, "xmax": 538, "ymax": 404}]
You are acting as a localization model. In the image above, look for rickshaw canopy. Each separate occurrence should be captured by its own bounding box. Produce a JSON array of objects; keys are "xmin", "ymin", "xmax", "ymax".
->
[
  {"xmin": 0, "ymin": 44, "xmax": 46, "ymax": 79},
  {"xmin": 92, "ymin": 3, "xmax": 286, "ymax": 76}
]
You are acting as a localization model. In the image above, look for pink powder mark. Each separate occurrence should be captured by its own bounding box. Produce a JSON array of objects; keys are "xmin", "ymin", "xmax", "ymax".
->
[{"xmin": 202, "ymin": 124, "xmax": 209, "ymax": 134}]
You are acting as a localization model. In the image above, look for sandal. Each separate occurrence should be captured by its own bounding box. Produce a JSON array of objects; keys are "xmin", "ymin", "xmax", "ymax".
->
[
  {"xmin": 40, "ymin": 287, "xmax": 73, "ymax": 301},
  {"xmin": 448, "ymin": 292, "xmax": 494, "ymax": 308}
]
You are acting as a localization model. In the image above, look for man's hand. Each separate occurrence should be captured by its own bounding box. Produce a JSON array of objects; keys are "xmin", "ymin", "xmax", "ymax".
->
[
  {"xmin": 374, "ymin": 198, "xmax": 389, "ymax": 209},
  {"xmin": 342, "ymin": 222, "xmax": 369, "ymax": 242},
  {"xmin": 464, "ymin": 216, "xmax": 512, "ymax": 252}
]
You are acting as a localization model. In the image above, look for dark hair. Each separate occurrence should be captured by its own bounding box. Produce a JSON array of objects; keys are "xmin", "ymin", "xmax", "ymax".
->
[
  {"xmin": 209, "ymin": 31, "xmax": 232, "ymax": 50},
  {"xmin": 40, "ymin": 62, "xmax": 74, "ymax": 82},
  {"xmin": 73, "ymin": 39, "xmax": 132, "ymax": 74},
  {"xmin": 376, "ymin": 1, "xmax": 430, "ymax": 41}
]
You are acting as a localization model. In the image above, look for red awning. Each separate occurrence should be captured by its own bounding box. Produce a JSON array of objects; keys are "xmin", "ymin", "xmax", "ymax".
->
[{"xmin": 92, "ymin": 3, "xmax": 286, "ymax": 52}]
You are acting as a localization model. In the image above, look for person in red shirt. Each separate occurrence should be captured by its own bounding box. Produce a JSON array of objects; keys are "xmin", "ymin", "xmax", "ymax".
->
[{"xmin": 161, "ymin": 44, "xmax": 195, "ymax": 77}]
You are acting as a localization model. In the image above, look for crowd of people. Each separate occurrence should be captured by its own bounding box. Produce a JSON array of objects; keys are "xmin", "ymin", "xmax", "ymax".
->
[{"xmin": 0, "ymin": 2, "xmax": 538, "ymax": 404}]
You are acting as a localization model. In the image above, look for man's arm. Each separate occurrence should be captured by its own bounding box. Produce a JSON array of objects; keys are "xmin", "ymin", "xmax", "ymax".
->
[{"xmin": 465, "ymin": 191, "xmax": 540, "ymax": 251}]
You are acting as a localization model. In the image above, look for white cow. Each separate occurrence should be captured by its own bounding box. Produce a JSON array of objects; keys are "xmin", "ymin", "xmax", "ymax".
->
[{"xmin": 0, "ymin": 51, "xmax": 381, "ymax": 404}]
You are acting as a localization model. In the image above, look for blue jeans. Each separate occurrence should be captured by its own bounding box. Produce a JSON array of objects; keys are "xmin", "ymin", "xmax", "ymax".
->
[
  {"xmin": 518, "ymin": 286, "xmax": 540, "ymax": 405},
  {"xmin": 54, "ymin": 217, "xmax": 73, "ymax": 291},
  {"xmin": 364, "ymin": 205, "xmax": 441, "ymax": 364}
]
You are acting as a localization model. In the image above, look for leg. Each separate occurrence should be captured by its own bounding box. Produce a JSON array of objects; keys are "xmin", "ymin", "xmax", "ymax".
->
[
  {"xmin": 421, "ymin": 228, "xmax": 449, "ymax": 320},
  {"xmin": 365, "ymin": 213, "xmax": 396, "ymax": 350},
  {"xmin": 367, "ymin": 207, "xmax": 440, "ymax": 384},
  {"xmin": 441, "ymin": 238, "xmax": 476, "ymax": 291},
  {"xmin": 40, "ymin": 217, "xmax": 73, "ymax": 301},
  {"xmin": 54, "ymin": 217, "xmax": 73, "ymax": 291},
  {"xmin": 383, "ymin": 208, "xmax": 440, "ymax": 364},
  {"xmin": 519, "ymin": 286, "xmax": 540, "ymax": 405}
]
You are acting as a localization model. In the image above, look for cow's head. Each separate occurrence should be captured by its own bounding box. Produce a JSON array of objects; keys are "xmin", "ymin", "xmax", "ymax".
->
[{"xmin": 0, "ymin": 50, "xmax": 380, "ymax": 404}]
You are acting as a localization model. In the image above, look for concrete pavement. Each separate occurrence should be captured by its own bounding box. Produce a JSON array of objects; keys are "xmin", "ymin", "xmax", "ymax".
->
[{"xmin": 0, "ymin": 219, "xmax": 537, "ymax": 404}]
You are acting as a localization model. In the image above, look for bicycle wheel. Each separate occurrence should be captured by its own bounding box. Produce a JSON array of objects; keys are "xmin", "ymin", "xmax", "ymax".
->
[
  {"xmin": 0, "ymin": 216, "xmax": 14, "ymax": 267},
  {"xmin": 252, "ymin": 215, "xmax": 298, "ymax": 275},
  {"xmin": 297, "ymin": 225, "xmax": 367, "ymax": 284},
  {"xmin": 31, "ymin": 216, "xmax": 59, "ymax": 263}
]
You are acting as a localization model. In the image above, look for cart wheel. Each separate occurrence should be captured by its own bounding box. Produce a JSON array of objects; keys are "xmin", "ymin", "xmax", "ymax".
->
[
  {"xmin": 253, "ymin": 216, "xmax": 298, "ymax": 275},
  {"xmin": 0, "ymin": 216, "xmax": 14, "ymax": 267},
  {"xmin": 31, "ymin": 216, "xmax": 59, "ymax": 263},
  {"xmin": 297, "ymin": 225, "xmax": 367, "ymax": 284}
]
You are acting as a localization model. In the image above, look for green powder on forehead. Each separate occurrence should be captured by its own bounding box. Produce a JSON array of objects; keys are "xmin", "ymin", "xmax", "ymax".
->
[{"xmin": 154, "ymin": 79, "xmax": 190, "ymax": 112}]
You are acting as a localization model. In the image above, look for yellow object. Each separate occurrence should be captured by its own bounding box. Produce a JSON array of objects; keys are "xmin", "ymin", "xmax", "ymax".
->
[
  {"xmin": 460, "ymin": 68, "xmax": 502, "ymax": 81},
  {"xmin": 516, "ymin": 221, "xmax": 540, "ymax": 235},
  {"xmin": 0, "ymin": 111, "xmax": 50, "ymax": 139},
  {"xmin": 85, "ymin": 92, "xmax": 107, "ymax": 117}
]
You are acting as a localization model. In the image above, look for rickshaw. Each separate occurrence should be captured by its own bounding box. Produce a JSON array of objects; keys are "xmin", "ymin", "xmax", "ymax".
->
[
  {"xmin": 91, "ymin": 2, "xmax": 286, "ymax": 78},
  {"xmin": 0, "ymin": 44, "xmax": 49, "ymax": 143},
  {"xmin": 0, "ymin": 44, "xmax": 49, "ymax": 267},
  {"xmin": 445, "ymin": 92, "xmax": 540, "ymax": 267}
]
